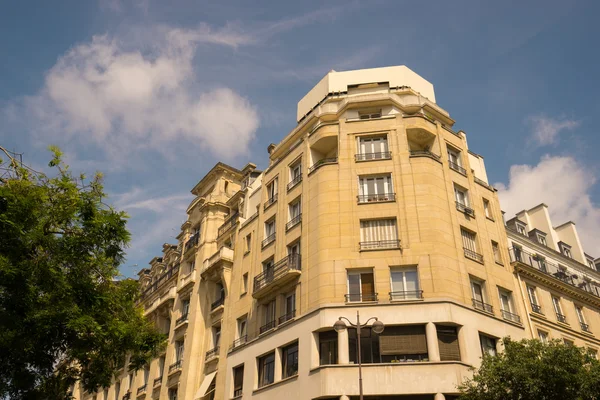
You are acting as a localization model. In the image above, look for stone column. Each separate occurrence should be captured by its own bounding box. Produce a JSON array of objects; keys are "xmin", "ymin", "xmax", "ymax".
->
[
  {"xmin": 434, "ymin": 393, "xmax": 446, "ymax": 400},
  {"xmin": 426, "ymin": 322, "xmax": 440, "ymax": 362},
  {"xmin": 338, "ymin": 328, "xmax": 350, "ymax": 364},
  {"xmin": 457, "ymin": 325, "xmax": 472, "ymax": 364}
]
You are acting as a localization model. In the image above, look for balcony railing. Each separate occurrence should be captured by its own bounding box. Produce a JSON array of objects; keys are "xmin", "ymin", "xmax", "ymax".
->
[
  {"xmin": 184, "ymin": 234, "xmax": 199, "ymax": 253},
  {"xmin": 153, "ymin": 377, "xmax": 162, "ymax": 387},
  {"xmin": 122, "ymin": 392, "xmax": 131, "ymax": 400},
  {"xmin": 449, "ymin": 160, "xmax": 467, "ymax": 175},
  {"xmin": 217, "ymin": 212, "xmax": 239, "ymax": 238},
  {"xmin": 205, "ymin": 346, "xmax": 220, "ymax": 360},
  {"xmin": 287, "ymin": 174, "xmax": 302, "ymax": 191},
  {"xmin": 309, "ymin": 157, "xmax": 337, "ymax": 173},
  {"xmin": 456, "ymin": 202, "xmax": 475, "ymax": 217},
  {"xmin": 472, "ymin": 298, "xmax": 493, "ymax": 314},
  {"xmin": 253, "ymin": 254, "xmax": 301, "ymax": 293},
  {"xmin": 531, "ymin": 303, "xmax": 543, "ymax": 314},
  {"xmin": 357, "ymin": 193, "xmax": 396, "ymax": 203},
  {"xmin": 581, "ymin": 323, "xmax": 591, "ymax": 332},
  {"xmin": 175, "ymin": 313, "xmax": 188, "ymax": 326},
  {"xmin": 389, "ymin": 290, "xmax": 423, "ymax": 301},
  {"xmin": 261, "ymin": 232, "xmax": 276, "ymax": 248},
  {"xmin": 264, "ymin": 194, "xmax": 278, "ymax": 211},
  {"xmin": 409, "ymin": 150, "xmax": 440, "ymax": 160},
  {"xmin": 464, "ymin": 248, "xmax": 484, "ymax": 263},
  {"xmin": 142, "ymin": 264, "xmax": 180, "ymax": 297},
  {"xmin": 556, "ymin": 313, "xmax": 567, "ymax": 324},
  {"xmin": 278, "ymin": 309, "xmax": 296, "ymax": 324},
  {"xmin": 501, "ymin": 309, "xmax": 522, "ymax": 324},
  {"xmin": 137, "ymin": 385, "xmax": 147, "ymax": 395},
  {"xmin": 355, "ymin": 152, "xmax": 391, "ymax": 161},
  {"xmin": 509, "ymin": 248, "xmax": 600, "ymax": 298},
  {"xmin": 211, "ymin": 297, "xmax": 225, "ymax": 311},
  {"xmin": 345, "ymin": 293, "xmax": 379, "ymax": 303},
  {"xmin": 230, "ymin": 335, "xmax": 247, "ymax": 350},
  {"xmin": 168, "ymin": 360, "xmax": 182, "ymax": 374},
  {"xmin": 234, "ymin": 388, "xmax": 243, "ymax": 397},
  {"xmin": 286, "ymin": 214, "xmax": 302, "ymax": 231},
  {"xmin": 259, "ymin": 320, "xmax": 277, "ymax": 334},
  {"xmin": 359, "ymin": 240, "xmax": 401, "ymax": 251}
]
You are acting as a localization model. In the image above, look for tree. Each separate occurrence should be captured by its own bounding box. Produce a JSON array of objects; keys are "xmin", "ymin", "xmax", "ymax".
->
[
  {"xmin": 458, "ymin": 337, "xmax": 600, "ymax": 400},
  {"xmin": 0, "ymin": 147, "xmax": 165, "ymax": 399}
]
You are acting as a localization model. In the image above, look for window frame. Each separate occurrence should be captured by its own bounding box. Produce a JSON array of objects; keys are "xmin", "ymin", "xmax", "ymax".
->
[
  {"xmin": 281, "ymin": 341, "xmax": 299, "ymax": 379},
  {"xmin": 491, "ymin": 241, "xmax": 502, "ymax": 264},
  {"xmin": 346, "ymin": 269, "xmax": 376, "ymax": 302},
  {"xmin": 233, "ymin": 364, "xmax": 244, "ymax": 397},
  {"xmin": 389, "ymin": 266, "xmax": 420, "ymax": 300},
  {"xmin": 479, "ymin": 334, "xmax": 497, "ymax": 357},
  {"xmin": 483, "ymin": 198, "xmax": 492, "ymax": 219},
  {"xmin": 257, "ymin": 352, "xmax": 276, "ymax": 388}
]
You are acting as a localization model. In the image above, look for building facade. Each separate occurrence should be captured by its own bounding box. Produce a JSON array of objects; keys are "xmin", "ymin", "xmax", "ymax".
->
[{"xmin": 72, "ymin": 66, "xmax": 599, "ymax": 400}]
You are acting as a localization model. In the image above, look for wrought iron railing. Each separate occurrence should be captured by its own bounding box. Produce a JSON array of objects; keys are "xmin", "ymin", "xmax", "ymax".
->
[
  {"xmin": 456, "ymin": 201, "xmax": 475, "ymax": 217},
  {"xmin": 253, "ymin": 254, "xmax": 301, "ymax": 293},
  {"xmin": 355, "ymin": 152, "xmax": 391, "ymax": 161},
  {"xmin": 359, "ymin": 240, "xmax": 400, "ymax": 251},
  {"xmin": 137, "ymin": 385, "xmax": 147, "ymax": 395},
  {"xmin": 278, "ymin": 309, "xmax": 296, "ymax": 324},
  {"xmin": 211, "ymin": 297, "xmax": 225, "ymax": 311},
  {"xmin": 409, "ymin": 150, "xmax": 440, "ymax": 160},
  {"xmin": 234, "ymin": 387, "xmax": 243, "ymax": 397},
  {"xmin": 464, "ymin": 247, "xmax": 484, "ymax": 263},
  {"xmin": 230, "ymin": 335, "xmax": 247, "ymax": 350},
  {"xmin": 531, "ymin": 303, "xmax": 543, "ymax": 314},
  {"xmin": 168, "ymin": 360, "xmax": 182, "ymax": 373},
  {"xmin": 153, "ymin": 377, "xmax": 162, "ymax": 387},
  {"xmin": 142, "ymin": 264, "xmax": 180, "ymax": 297},
  {"xmin": 184, "ymin": 234, "xmax": 199, "ymax": 253},
  {"xmin": 501, "ymin": 309, "xmax": 521, "ymax": 324},
  {"xmin": 122, "ymin": 392, "xmax": 131, "ymax": 400},
  {"xmin": 556, "ymin": 313, "xmax": 567, "ymax": 324},
  {"xmin": 261, "ymin": 232, "xmax": 276, "ymax": 248},
  {"xmin": 389, "ymin": 290, "xmax": 423, "ymax": 301},
  {"xmin": 449, "ymin": 160, "xmax": 467, "ymax": 175},
  {"xmin": 345, "ymin": 293, "xmax": 378, "ymax": 302},
  {"xmin": 205, "ymin": 346, "xmax": 220, "ymax": 360},
  {"xmin": 309, "ymin": 157, "xmax": 337, "ymax": 173},
  {"xmin": 581, "ymin": 323, "xmax": 591, "ymax": 332},
  {"xmin": 472, "ymin": 298, "xmax": 493, "ymax": 314},
  {"xmin": 264, "ymin": 194, "xmax": 278, "ymax": 210},
  {"xmin": 357, "ymin": 193, "xmax": 396, "ymax": 203},
  {"xmin": 287, "ymin": 174, "xmax": 302, "ymax": 191},
  {"xmin": 259, "ymin": 320, "xmax": 276, "ymax": 334},
  {"xmin": 217, "ymin": 212, "xmax": 239, "ymax": 237},
  {"xmin": 286, "ymin": 214, "xmax": 302, "ymax": 230},
  {"xmin": 175, "ymin": 313, "xmax": 188, "ymax": 326}
]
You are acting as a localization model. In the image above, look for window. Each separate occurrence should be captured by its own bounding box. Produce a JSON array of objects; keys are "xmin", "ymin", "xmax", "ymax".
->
[
  {"xmin": 288, "ymin": 161, "xmax": 302, "ymax": 190},
  {"xmin": 237, "ymin": 317, "xmax": 247, "ymax": 340},
  {"xmin": 158, "ymin": 355, "xmax": 165, "ymax": 378},
  {"xmin": 266, "ymin": 178, "xmax": 278, "ymax": 203},
  {"xmin": 492, "ymin": 241, "xmax": 502, "ymax": 264},
  {"xmin": 479, "ymin": 334, "xmax": 497, "ymax": 357},
  {"xmin": 347, "ymin": 269, "xmax": 376, "ymax": 302},
  {"xmin": 244, "ymin": 234, "xmax": 251, "ymax": 254},
  {"xmin": 281, "ymin": 292, "xmax": 296, "ymax": 323},
  {"xmin": 516, "ymin": 222, "xmax": 527, "ymax": 236},
  {"xmin": 261, "ymin": 300, "xmax": 276, "ymax": 333},
  {"xmin": 527, "ymin": 286, "xmax": 542, "ymax": 313},
  {"xmin": 128, "ymin": 372, "xmax": 134, "ymax": 390},
  {"xmin": 538, "ymin": 330, "xmax": 548, "ymax": 344},
  {"xmin": 358, "ymin": 175, "xmax": 394, "ymax": 202},
  {"xmin": 447, "ymin": 146, "xmax": 462, "ymax": 166},
  {"xmin": 537, "ymin": 233, "xmax": 547, "ymax": 246},
  {"xmin": 143, "ymin": 367, "xmax": 149, "ymax": 385},
  {"xmin": 282, "ymin": 342, "xmax": 299, "ymax": 378},
  {"xmin": 212, "ymin": 325, "xmax": 221, "ymax": 348},
  {"xmin": 378, "ymin": 325, "xmax": 428, "ymax": 362},
  {"xmin": 471, "ymin": 279, "xmax": 490, "ymax": 312},
  {"xmin": 587, "ymin": 257, "xmax": 596, "ymax": 269},
  {"xmin": 224, "ymin": 181, "xmax": 229, "ymax": 194},
  {"xmin": 498, "ymin": 288, "xmax": 519, "ymax": 323},
  {"xmin": 437, "ymin": 326, "xmax": 461, "ymax": 361},
  {"xmin": 454, "ymin": 185, "xmax": 469, "ymax": 207},
  {"xmin": 483, "ymin": 199, "xmax": 492, "ymax": 219},
  {"xmin": 175, "ymin": 340, "xmax": 184, "ymax": 362},
  {"xmin": 357, "ymin": 136, "xmax": 390, "ymax": 160},
  {"xmin": 558, "ymin": 242, "xmax": 572, "ymax": 258},
  {"xmin": 359, "ymin": 219, "xmax": 399, "ymax": 250},
  {"xmin": 168, "ymin": 388, "xmax": 177, "ymax": 400},
  {"xmin": 233, "ymin": 365, "xmax": 244, "ymax": 397},
  {"xmin": 181, "ymin": 299, "xmax": 190, "ymax": 318},
  {"xmin": 461, "ymin": 228, "xmax": 482, "ymax": 262},
  {"xmin": 349, "ymin": 327, "xmax": 381, "ymax": 364},
  {"xmin": 319, "ymin": 330, "xmax": 338, "ymax": 365},
  {"xmin": 359, "ymin": 109, "xmax": 382, "ymax": 120},
  {"xmin": 241, "ymin": 273, "xmax": 248, "ymax": 295},
  {"xmin": 263, "ymin": 219, "xmax": 276, "ymax": 247},
  {"xmin": 389, "ymin": 266, "xmax": 420, "ymax": 300},
  {"xmin": 288, "ymin": 241, "xmax": 300, "ymax": 256},
  {"xmin": 552, "ymin": 296, "xmax": 566, "ymax": 323},
  {"xmin": 287, "ymin": 198, "xmax": 302, "ymax": 229},
  {"xmin": 575, "ymin": 306, "xmax": 589, "ymax": 331},
  {"xmin": 258, "ymin": 352, "xmax": 275, "ymax": 388}
]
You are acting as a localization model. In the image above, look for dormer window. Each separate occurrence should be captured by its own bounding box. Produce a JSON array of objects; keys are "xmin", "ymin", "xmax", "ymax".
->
[
  {"xmin": 559, "ymin": 242, "xmax": 572, "ymax": 258},
  {"xmin": 586, "ymin": 255, "xmax": 595, "ymax": 269},
  {"xmin": 536, "ymin": 233, "xmax": 547, "ymax": 246},
  {"xmin": 515, "ymin": 222, "xmax": 527, "ymax": 236},
  {"xmin": 359, "ymin": 109, "xmax": 382, "ymax": 120}
]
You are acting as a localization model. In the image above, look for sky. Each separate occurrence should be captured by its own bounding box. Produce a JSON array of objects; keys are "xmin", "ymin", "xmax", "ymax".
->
[{"xmin": 1, "ymin": 0, "xmax": 600, "ymax": 277}]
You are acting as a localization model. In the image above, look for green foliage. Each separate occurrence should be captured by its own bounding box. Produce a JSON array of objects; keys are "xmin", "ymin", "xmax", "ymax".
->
[
  {"xmin": 0, "ymin": 147, "xmax": 166, "ymax": 399},
  {"xmin": 458, "ymin": 337, "xmax": 600, "ymax": 400}
]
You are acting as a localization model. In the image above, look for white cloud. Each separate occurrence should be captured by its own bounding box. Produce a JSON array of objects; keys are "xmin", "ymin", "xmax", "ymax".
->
[
  {"xmin": 496, "ymin": 155, "xmax": 600, "ymax": 254},
  {"xmin": 20, "ymin": 25, "xmax": 259, "ymax": 162},
  {"xmin": 527, "ymin": 114, "xmax": 580, "ymax": 146}
]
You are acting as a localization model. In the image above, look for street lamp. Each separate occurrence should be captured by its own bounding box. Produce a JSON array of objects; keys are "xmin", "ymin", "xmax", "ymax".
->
[{"xmin": 333, "ymin": 310, "xmax": 384, "ymax": 400}]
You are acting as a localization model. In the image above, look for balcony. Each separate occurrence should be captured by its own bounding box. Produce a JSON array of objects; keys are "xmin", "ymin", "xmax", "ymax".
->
[
  {"xmin": 308, "ymin": 157, "xmax": 337, "ymax": 174},
  {"xmin": 136, "ymin": 385, "xmax": 147, "ymax": 395},
  {"xmin": 355, "ymin": 152, "xmax": 392, "ymax": 162},
  {"xmin": 142, "ymin": 264, "xmax": 180, "ymax": 298},
  {"xmin": 359, "ymin": 240, "xmax": 401, "ymax": 251},
  {"xmin": 153, "ymin": 377, "xmax": 162, "ymax": 388},
  {"xmin": 210, "ymin": 297, "xmax": 225, "ymax": 312},
  {"xmin": 201, "ymin": 246, "xmax": 233, "ymax": 282},
  {"xmin": 205, "ymin": 346, "xmax": 220, "ymax": 362},
  {"xmin": 287, "ymin": 175, "xmax": 302, "ymax": 191},
  {"xmin": 264, "ymin": 194, "xmax": 278, "ymax": 211},
  {"xmin": 345, "ymin": 293, "xmax": 379, "ymax": 303},
  {"xmin": 168, "ymin": 360, "xmax": 183, "ymax": 375},
  {"xmin": 217, "ymin": 212, "xmax": 239, "ymax": 238},
  {"xmin": 230, "ymin": 335, "xmax": 247, "ymax": 351},
  {"xmin": 449, "ymin": 160, "xmax": 467, "ymax": 175},
  {"xmin": 261, "ymin": 233, "xmax": 276, "ymax": 249},
  {"xmin": 175, "ymin": 313, "xmax": 188, "ymax": 327},
  {"xmin": 464, "ymin": 248, "xmax": 484, "ymax": 263},
  {"xmin": 456, "ymin": 202, "xmax": 475, "ymax": 217},
  {"xmin": 530, "ymin": 303, "xmax": 543, "ymax": 314},
  {"xmin": 501, "ymin": 310, "xmax": 522, "ymax": 324},
  {"xmin": 357, "ymin": 193, "xmax": 396, "ymax": 204},
  {"xmin": 409, "ymin": 150, "xmax": 440, "ymax": 161},
  {"xmin": 259, "ymin": 320, "xmax": 277, "ymax": 334},
  {"xmin": 389, "ymin": 290, "xmax": 423, "ymax": 301},
  {"xmin": 286, "ymin": 214, "xmax": 302, "ymax": 231},
  {"xmin": 122, "ymin": 392, "xmax": 131, "ymax": 400},
  {"xmin": 278, "ymin": 309, "xmax": 296, "ymax": 325},
  {"xmin": 556, "ymin": 313, "xmax": 568, "ymax": 324},
  {"xmin": 253, "ymin": 254, "xmax": 301, "ymax": 299},
  {"xmin": 581, "ymin": 323, "xmax": 591, "ymax": 333},
  {"xmin": 472, "ymin": 298, "xmax": 493, "ymax": 314},
  {"xmin": 184, "ymin": 234, "xmax": 199, "ymax": 254}
]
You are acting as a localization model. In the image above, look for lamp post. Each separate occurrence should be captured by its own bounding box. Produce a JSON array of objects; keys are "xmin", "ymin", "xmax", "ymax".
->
[{"xmin": 334, "ymin": 310, "xmax": 385, "ymax": 400}]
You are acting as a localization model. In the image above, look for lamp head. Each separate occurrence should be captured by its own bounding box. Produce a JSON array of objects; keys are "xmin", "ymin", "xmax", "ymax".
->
[
  {"xmin": 333, "ymin": 318, "xmax": 347, "ymax": 332},
  {"xmin": 371, "ymin": 319, "xmax": 385, "ymax": 334}
]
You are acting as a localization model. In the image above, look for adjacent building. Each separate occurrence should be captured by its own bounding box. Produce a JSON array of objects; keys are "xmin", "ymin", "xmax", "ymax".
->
[{"xmin": 72, "ymin": 66, "xmax": 599, "ymax": 400}]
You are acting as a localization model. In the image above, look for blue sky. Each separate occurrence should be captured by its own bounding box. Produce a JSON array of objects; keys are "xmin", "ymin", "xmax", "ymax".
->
[{"xmin": 2, "ymin": 0, "xmax": 600, "ymax": 276}]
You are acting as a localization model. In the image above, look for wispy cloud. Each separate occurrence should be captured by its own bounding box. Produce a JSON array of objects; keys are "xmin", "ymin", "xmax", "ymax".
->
[{"xmin": 527, "ymin": 114, "xmax": 580, "ymax": 146}]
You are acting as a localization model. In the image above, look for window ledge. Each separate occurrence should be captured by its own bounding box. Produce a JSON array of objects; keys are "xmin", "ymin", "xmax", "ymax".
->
[
  {"xmin": 253, "ymin": 375, "xmax": 298, "ymax": 394},
  {"xmin": 243, "ymin": 250, "xmax": 250, "ymax": 257},
  {"xmin": 355, "ymin": 156, "xmax": 392, "ymax": 163},
  {"xmin": 581, "ymin": 330, "xmax": 595, "ymax": 337},
  {"xmin": 357, "ymin": 199, "xmax": 396, "ymax": 205},
  {"xmin": 389, "ymin": 298, "xmax": 425, "ymax": 304},
  {"xmin": 530, "ymin": 311, "xmax": 547, "ymax": 319},
  {"xmin": 486, "ymin": 216, "xmax": 495, "ymax": 222},
  {"xmin": 309, "ymin": 360, "xmax": 471, "ymax": 373},
  {"xmin": 346, "ymin": 115, "xmax": 396, "ymax": 123},
  {"xmin": 495, "ymin": 261, "xmax": 504, "ymax": 267},
  {"xmin": 239, "ymin": 292, "xmax": 247, "ymax": 298},
  {"xmin": 345, "ymin": 300, "xmax": 379, "ymax": 305},
  {"xmin": 556, "ymin": 321, "xmax": 571, "ymax": 328}
]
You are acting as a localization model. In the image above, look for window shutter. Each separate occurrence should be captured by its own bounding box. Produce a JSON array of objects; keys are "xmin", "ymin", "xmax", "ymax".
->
[
  {"xmin": 361, "ymin": 273, "xmax": 374, "ymax": 297},
  {"xmin": 379, "ymin": 325, "xmax": 427, "ymax": 355},
  {"xmin": 437, "ymin": 326, "xmax": 461, "ymax": 361},
  {"xmin": 461, "ymin": 229, "xmax": 476, "ymax": 252}
]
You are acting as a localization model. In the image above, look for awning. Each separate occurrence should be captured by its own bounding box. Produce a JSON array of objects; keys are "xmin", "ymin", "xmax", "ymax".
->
[{"xmin": 194, "ymin": 371, "xmax": 217, "ymax": 399}]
